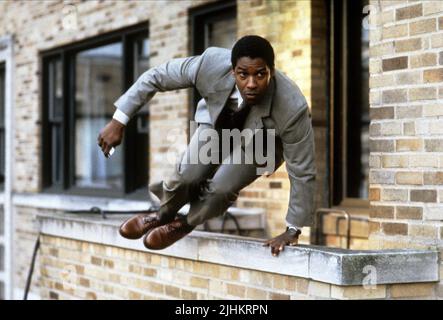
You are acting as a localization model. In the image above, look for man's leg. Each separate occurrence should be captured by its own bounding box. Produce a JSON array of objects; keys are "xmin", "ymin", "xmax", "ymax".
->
[
  {"xmin": 149, "ymin": 123, "xmax": 221, "ymax": 223},
  {"xmin": 120, "ymin": 123, "xmax": 220, "ymax": 240}
]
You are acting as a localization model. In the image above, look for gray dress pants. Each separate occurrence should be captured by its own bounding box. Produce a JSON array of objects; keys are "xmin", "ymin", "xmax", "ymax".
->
[{"xmin": 149, "ymin": 123, "xmax": 284, "ymax": 226}]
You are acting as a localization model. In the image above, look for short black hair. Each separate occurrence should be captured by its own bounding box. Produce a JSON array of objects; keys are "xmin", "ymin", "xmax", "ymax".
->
[{"xmin": 231, "ymin": 35, "xmax": 275, "ymax": 70}]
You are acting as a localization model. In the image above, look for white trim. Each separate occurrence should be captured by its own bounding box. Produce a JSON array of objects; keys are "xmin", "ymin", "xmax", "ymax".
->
[{"xmin": 0, "ymin": 35, "xmax": 14, "ymax": 300}]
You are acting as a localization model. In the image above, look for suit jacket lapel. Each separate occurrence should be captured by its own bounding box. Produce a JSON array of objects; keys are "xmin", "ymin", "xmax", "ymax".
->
[{"xmin": 207, "ymin": 72, "xmax": 236, "ymax": 125}]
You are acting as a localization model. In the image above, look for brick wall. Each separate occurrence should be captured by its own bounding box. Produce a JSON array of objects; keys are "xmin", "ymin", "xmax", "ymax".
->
[
  {"xmin": 368, "ymin": 0, "xmax": 443, "ymax": 297},
  {"xmin": 38, "ymin": 234, "xmax": 438, "ymax": 300}
]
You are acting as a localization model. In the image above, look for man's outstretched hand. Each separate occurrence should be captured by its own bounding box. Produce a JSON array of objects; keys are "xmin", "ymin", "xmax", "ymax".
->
[
  {"xmin": 263, "ymin": 228, "xmax": 301, "ymax": 257},
  {"xmin": 97, "ymin": 119, "xmax": 125, "ymax": 158}
]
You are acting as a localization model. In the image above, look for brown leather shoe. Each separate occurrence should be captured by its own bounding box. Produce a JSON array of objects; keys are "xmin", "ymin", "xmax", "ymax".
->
[
  {"xmin": 143, "ymin": 216, "xmax": 195, "ymax": 250},
  {"xmin": 119, "ymin": 213, "xmax": 164, "ymax": 240}
]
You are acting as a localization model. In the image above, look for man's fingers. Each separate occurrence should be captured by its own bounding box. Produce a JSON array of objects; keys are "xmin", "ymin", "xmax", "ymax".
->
[{"xmin": 103, "ymin": 144, "xmax": 113, "ymax": 158}]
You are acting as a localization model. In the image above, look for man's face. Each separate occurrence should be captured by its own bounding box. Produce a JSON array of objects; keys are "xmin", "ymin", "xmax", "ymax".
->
[{"xmin": 232, "ymin": 57, "xmax": 274, "ymax": 106}]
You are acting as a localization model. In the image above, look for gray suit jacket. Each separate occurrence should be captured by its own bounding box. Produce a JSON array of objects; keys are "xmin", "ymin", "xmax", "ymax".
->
[{"xmin": 114, "ymin": 47, "xmax": 317, "ymax": 227}]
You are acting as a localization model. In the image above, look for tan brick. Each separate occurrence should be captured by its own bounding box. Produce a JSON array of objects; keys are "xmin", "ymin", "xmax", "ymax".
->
[
  {"xmin": 331, "ymin": 285, "xmax": 386, "ymax": 300},
  {"xmin": 423, "ymin": 1, "xmax": 443, "ymax": 15},
  {"xmin": 370, "ymin": 139, "xmax": 395, "ymax": 152},
  {"xmin": 307, "ymin": 281, "xmax": 331, "ymax": 298},
  {"xmin": 410, "ymin": 154, "xmax": 439, "ymax": 168},
  {"xmin": 369, "ymin": 155, "xmax": 381, "ymax": 168},
  {"xmin": 370, "ymin": 90, "xmax": 381, "ymax": 105},
  {"xmin": 395, "ymin": 38, "xmax": 422, "ymax": 53},
  {"xmin": 409, "ymin": 223, "xmax": 439, "ymax": 238},
  {"xmin": 382, "ymin": 155, "xmax": 408, "ymax": 168},
  {"xmin": 425, "ymin": 139, "xmax": 443, "ymax": 152},
  {"xmin": 396, "ymin": 138, "xmax": 423, "ymax": 152},
  {"xmin": 395, "ymin": 70, "xmax": 422, "ymax": 85},
  {"xmin": 396, "ymin": 3, "xmax": 422, "ymax": 20},
  {"xmin": 382, "ymin": 89, "xmax": 408, "ymax": 104},
  {"xmin": 165, "ymin": 284, "xmax": 181, "ymax": 298},
  {"xmin": 245, "ymin": 287, "xmax": 268, "ymax": 299},
  {"xmin": 226, "ymin": 284, "xmax": 246, "ymax": 298},
  {"xmin": 383, "ymin": 23, "xmax": 408, "ymax": 39},
  {"xmin": 370, "ymin": 74, "xmax": 395, "ymax": 88},
  {"xmin": 403, "ymin": 121, "xmax": 415, "ymax": 135},
  {"xmin": 410, "ymin": 18, "xmax": 437, "ymax": 35},
  {"xmin": 390, "ymin": 283, "xmax": 435, "ymax": 298},
  {"xmin": 370, "ymin": 205, "xmax": 395, "ymax": 219},
  {"xmin": 396, "ymin": 105, "xmax": 422, "ymax": 119},
  {"xmin": 424, "ymin": 171, "xmax": 443, "ymax": 184},
  {"xmin": 296, "ymin": 279, "xmax": 310, "ymax": 295},
  {"xmin": 369, "ymin": 58, "xmax": 382, "ymax": 74},
  {"xmin": 370, "ymin": 123, "xmax": 381, "ymax": 136},
  {"xmin": 423, "ymin": 103, "xmax": 443, "ymax": 117},
  {"xmin": 440, "ymin": 16, "xmax": 443, "ymax": 30},
  {"xmin": 370, "ymin": 107, "xmax": 395, "ymax": 120},
  {"xmin": 370, "ymin": 41, "xmax": 395, "ymax": 57},
  {"xmin": 190, "ymin": 276, "xmax": 209, "ymax": 289},
  {"xmin": 431, "ymin": 33, "xmax": 443, "ymax": 48},
  {"xmin": 181, "ymin": 288, "xmax": 197, "ymax": 300},
  {"xmin": 369, "ymin": 188, "xmax": 381, "ymax": 201},
  {"xmin": 380, "ymin": 121, "xmax": 402, "ymax": 136},
  {"xmin": 396, "ymin": 206, "xmax": 423, "ymax": 220},
  {"xmin": 410, "ymin": 53, "xmax": 437, "ymax": 68},
  {"xmin": 410, "ymin": 189, "xmax": 437, "ymax": 202},
  {"xmin": 370, "ymin": 170, "xmax": 395, "ymax": 184},
  {"xmin": 369, "ymin": 221, "xmax": 381, "ymax": 234},
  {"xmin": 273, "ymin": 275, "xmax": 296, "ymax": 291},
  {"xmin": 395, "ymin": 171, "xmax": 423, "ymax": 185},
  {"xmin": 409, "ymin": 87, "xmax": 437, "ymax": 101},
  {"xmin": 208, "ymin": 280, "xmax": 224, "ymax": 294},
  {"xmin": 381, "ymin": 188, "xmax": 408, "ymax": 201},
  {"xmin": 382, "ymin": 222, "xmax": 408, "ymax": 235},
  {"xmin": 424, "ymin": 68, "xmax": 443, "ymax": 83},
  {"xmin": 269, "ymin": 292, "xmax": 290, "ymax": 300},
  {"xmin": 382, "ymin": 56, "xmax": 408, "ymax": 71}
]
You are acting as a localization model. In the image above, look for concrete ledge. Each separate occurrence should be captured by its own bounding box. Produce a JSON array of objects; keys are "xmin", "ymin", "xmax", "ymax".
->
[{"xmin": 37, "ymin": 213, "xmax": 440, "ymax": 286}]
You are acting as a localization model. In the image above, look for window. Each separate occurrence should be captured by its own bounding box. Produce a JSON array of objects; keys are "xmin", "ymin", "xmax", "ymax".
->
[
  {"xmin": 42, "ymin": 23, "xmax": 150, "ymax": 197},
  {"xmin": 189, "ymin": 0, "xmax": 237, "ymax": 118},
  {"xmin": 331, "ymin": 0, "xmax": 369, "ymax": 205}
]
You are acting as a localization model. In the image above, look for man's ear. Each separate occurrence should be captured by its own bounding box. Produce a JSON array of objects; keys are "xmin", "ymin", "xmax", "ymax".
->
[{"xmin": 231, "ymin": 67, "xmax": 235, "ymax": 75}]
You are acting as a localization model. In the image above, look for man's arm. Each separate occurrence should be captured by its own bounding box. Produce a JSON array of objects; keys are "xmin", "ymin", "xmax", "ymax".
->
[
  {"xmin": 97, "ymin": 54, "xmax": 205, "ymax": 157},
  {"xmin": 263, "ymin": 105, "xmax": 317, "ymax": 256}
]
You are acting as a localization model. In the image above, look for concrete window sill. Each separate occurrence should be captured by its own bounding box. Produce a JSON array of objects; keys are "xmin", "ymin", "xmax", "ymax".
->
[{"xmin": 37, "ymin": 213, "xmax": 439, "ymax": 286}]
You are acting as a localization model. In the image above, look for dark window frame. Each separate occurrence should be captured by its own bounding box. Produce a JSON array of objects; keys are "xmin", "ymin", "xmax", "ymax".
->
[
  {"xmin": 41, "ymin": 22, "xmax": 150, "ymax": 199},
  {"xmin": 188, "ymin": 0, "xmax": 237, "ymax": 122},
  {"xmin": 330, "ymin": 0, "xmax": 370, "ymax": 207},
  {"xmin": 0, "ymin": 62, "xmax": 5, "ymax": 190}
]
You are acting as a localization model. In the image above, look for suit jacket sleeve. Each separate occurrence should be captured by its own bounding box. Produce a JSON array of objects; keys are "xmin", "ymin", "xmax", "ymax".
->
[
  {"xmin": 280, "ymin": 104, "xmax": 317, "ymax": 227},
  {"xmin": 113, "ymin": 54, "xmax": 204, "ymax": 118}
]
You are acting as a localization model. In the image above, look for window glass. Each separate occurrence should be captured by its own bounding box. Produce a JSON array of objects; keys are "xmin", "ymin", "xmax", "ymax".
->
[{"xmin": 74, "ymin": 42, "xmax": 124, "ymax": 189}]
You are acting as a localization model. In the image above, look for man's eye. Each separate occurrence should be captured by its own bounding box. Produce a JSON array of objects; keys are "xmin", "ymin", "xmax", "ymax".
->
[{"xmin": 239, "ymin": 72, "xmax": 247, "ymax": 77}]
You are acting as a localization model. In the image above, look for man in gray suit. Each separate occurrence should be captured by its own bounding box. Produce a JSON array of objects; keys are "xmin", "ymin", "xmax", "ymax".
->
[{"xmin": 98, "ymin": 36, "xmax": 316, "ymax": 257}]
